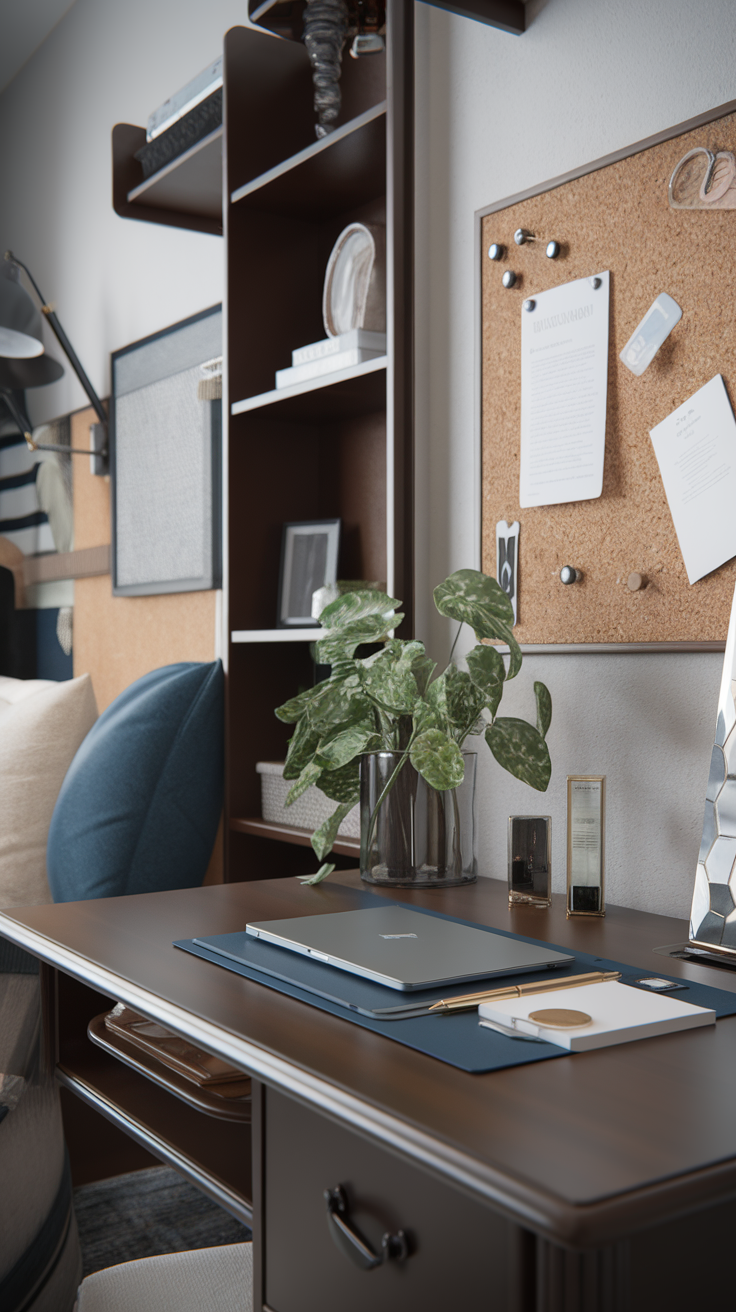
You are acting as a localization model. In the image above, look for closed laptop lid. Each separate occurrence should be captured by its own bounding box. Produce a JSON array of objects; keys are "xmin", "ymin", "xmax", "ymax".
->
[{"xmin": 245, "ymin": 905, "xmax": 573, "ymax": 991}]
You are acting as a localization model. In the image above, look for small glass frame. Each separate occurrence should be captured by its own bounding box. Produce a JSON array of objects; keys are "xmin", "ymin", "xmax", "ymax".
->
[
  {"xmin": 507, "ymin": 816, "xmax": 551, "ymax": 907},
  {"xmin": 566, "ymin": 775, "xmax": 606, "ymax": 918},
  {"xmin": 277, "ymin": 519, "xmax": 340, "ymax": 628}
]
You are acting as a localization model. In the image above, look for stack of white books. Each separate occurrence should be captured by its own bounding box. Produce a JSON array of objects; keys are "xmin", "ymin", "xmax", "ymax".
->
[{"xmin": 275, "ymin": 330, "xmax": 387, "ymax": 390}]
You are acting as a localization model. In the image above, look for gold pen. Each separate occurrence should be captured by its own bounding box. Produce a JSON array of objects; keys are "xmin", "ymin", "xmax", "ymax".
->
[{"xmin": 427, "ymin": 970, "xmax": 621, "ymax": 1014}]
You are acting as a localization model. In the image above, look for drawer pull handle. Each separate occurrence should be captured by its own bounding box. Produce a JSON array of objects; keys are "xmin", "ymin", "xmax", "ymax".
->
[{"xmin": 324, "ymin": 1186, "xmax": 408, "ymax": 1271}]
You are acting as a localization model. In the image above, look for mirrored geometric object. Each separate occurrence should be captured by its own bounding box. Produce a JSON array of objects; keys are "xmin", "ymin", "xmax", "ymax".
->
[
  {"xmin": 715, "ymin": 778, "xmax": 736, "ymax": 838},
  {"xmin": 722, "ymin": 908, "xmax": 736, "ymax": 948},
  {"xmin": 705, "ymin": 744, "xmax": 726, "ymax": 803},
  {"xmin": 704, "ymin": 835, "xmax": 736, "ymax": 885},
  {"xmin": 690, "ymin": 580, "xmax": 736, "ymax": 950},
  {"xmin": 698, "ymin": 800, "xmax": 717, "ymax": 864},
  {"xmin": 708, "ymin": 883, "xmax": 735, "ymax": 917}
]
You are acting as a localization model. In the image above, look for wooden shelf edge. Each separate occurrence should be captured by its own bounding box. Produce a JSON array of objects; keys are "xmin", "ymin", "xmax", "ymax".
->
[
  {"xmin": 128, "ymin": 125, "xmax": 223, "ymax": 205},
  {"xmin": 87, "ymin": 1013, "xmax": 252, "ymax": 1123},
  {"xmin": 112, "ymin": 122, "xmax": 223, "ymax": 236},
  {"xmin": 230, "ymin": 101, "xmax": 386, "ymax": 205},
  {"xmin": 56, "ymin": 1066, "xmax": 253, "ymax": 1227},
  {"xmin": 230, "ymin": 817, "xmax": 360, "ymax": 857},
  {"xmin": 231, "ymin": 355, "xmax": 387, "ymax": 415}
]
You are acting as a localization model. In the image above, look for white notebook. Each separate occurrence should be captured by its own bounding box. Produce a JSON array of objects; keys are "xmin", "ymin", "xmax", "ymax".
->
[{"xmin": 478, "ymin": 981, "xmax": 715, "ymax": 1051}]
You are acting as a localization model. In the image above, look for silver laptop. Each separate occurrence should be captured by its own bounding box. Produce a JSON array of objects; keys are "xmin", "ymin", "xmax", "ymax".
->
[{"xmin": 245, "ymin": 905, "xmax": 574, "ymax": 991}]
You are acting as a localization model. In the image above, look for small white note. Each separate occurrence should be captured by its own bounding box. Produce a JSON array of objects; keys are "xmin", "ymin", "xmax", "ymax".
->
[
  {"xmin": 520, "ymin": 272, "xmax": 610, "ymax": 508},
  {"xmin": 620, "ymin": 292, "xmax": 682, "ymax": 376},
  {"xmin": 649, "ymin": 375, "xmax": 736, "ymax": 584}
]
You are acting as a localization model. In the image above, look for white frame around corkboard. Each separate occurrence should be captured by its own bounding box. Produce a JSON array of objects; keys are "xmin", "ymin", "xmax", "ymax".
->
[{"xmin": 475, "ymin": 97, "xmax": 736, "ymax": 654}]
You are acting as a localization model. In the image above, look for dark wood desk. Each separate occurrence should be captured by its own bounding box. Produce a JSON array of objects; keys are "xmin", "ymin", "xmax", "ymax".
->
[{"xmin": 2, "ymin": 873, "xmax": 735, "ymax": 1311}]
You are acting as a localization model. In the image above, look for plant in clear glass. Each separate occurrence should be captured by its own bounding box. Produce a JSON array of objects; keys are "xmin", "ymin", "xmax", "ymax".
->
[{"xmin": 274, "ymin": 569, "xmax": 552, "ymax": 886}]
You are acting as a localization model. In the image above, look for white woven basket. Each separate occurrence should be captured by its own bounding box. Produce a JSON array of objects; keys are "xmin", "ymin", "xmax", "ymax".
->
[{"xmin": 256, "ymin": 762, "xmax": 360, "ymax": 839}]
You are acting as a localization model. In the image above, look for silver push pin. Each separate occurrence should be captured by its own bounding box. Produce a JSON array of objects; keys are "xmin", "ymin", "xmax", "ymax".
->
[
  {"xmin": 560, "ymin": 566, "xmax": 582, "ymax": 585},
  {"xmin": 488, "ymin": 243, "xmax": 505, "ymax": 261},
  {"xmin": 514, "ymin": 228, "xmax": 535, "ymax": 245},
  {"xmin": 523, "ymin": 298, "xmax": 536, "ymax": 312},
  {"xmin": 589, "ymin": 276, "xmax": 602, "ymax": 289},
  {"xmin": 502, "ymin": 270, "xmax": 517, "ymax": 289},
  {"xmin": 546, "ymin": 240, "xmax": 561, "ymax": 259}
]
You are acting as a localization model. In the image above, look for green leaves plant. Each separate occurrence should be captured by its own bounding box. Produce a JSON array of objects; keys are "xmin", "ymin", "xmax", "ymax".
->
[
  {"xmin": 319, "ymin": 590, "xmax": 400, "ymax": 630},
  {"xmin": 444, "ymin": 665, "xmax": 486, "ymax": 740},
  {"xmin": 485, "ymin": 718, "xmax": 551, "ymax": 792},
  {"xmin": 315, "ymin": 719, "xmax": 377, "ymax": 771},
  {"xmin": 433, "ymin": 570, "xmax": 521, "ymax": 679},
  {"xmin": 307, "ymin": 676, "xmax": 371, "ymax": 734},
  {"xmin": 283, "ymin": 716, "xmax": 320, "ymax": 780},
  {"xmin": 466, "ymin": 643, "xmax": 505, "ymax": 718},
  {"xmin": 285, "ymin": 759, "xmax": 322, "ymax": 806},
  {"xmin": 275, "ymin": 682, "xmax": 328, "ymax": 725},
  {"xmin": 298, "ymin": 862, "xmax": 336, "ymax": 886},
  {"xmin": 410, "ymin": 729, "xmax": 465, "ymax": 790},
  {"xmin": 317, "ymin": 757, "xmax": 361, "ymax": 804},
  {"xmin": 275, "ymin": 568, "xmax": 554, "ymax": 886},
  {"xmin": 534, "ymin": 681, "xmax": 552, "ymax": 739},
  {"xmin": 359, "ymin": 652, "xmax": 420, "ymax": 715},
  {"xmin": 311, "ymin": 802, "xmax": 354, "ymax": 861},
  {"xmin": 316, "ymin": 591, "xmax": 404, "ymax": 665}
]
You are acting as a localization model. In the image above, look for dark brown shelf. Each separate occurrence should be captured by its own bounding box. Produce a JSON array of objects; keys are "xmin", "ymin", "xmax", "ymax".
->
[
  {"xmin": 57, "ymin": 1038, "xmax": 252, "ymax": 1224},
  {"xmin": 230, "ymin": 817, "xmax": 360, "ymax": 858},
  {"xmin": 87, "ymin": 1013, "xmax": 252, "ymax": 1123},
  {"xmin": 231, "ymin": 103, "xmax": 386, "ymax": 219},
  {"xmin": 127, "ymin": 126, "xmax": 223, "ymax": 224},
  {"xmin": 112, "ymin": 123, "xmax": 223, "ymax": 237},
  {"xmin": 231, "ymin": 357, "xmax": 386, "ymax": 422}
]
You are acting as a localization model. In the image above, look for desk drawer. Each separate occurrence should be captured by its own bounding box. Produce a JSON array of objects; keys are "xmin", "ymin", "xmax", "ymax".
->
[{"xmin": 264, "ymin": 1088, "xmax": 530, "ymax": 1312}]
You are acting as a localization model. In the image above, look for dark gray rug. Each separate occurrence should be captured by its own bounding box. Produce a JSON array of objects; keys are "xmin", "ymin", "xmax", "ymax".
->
[{"xmin": 73, "ymin": 1166, "xmax": 251, "ymax": 1278}]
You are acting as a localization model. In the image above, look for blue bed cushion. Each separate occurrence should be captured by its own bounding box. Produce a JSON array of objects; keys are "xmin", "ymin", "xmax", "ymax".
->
[{"xmin": 47, "ymin": 661, "xmax": 224, "ymax": 901}]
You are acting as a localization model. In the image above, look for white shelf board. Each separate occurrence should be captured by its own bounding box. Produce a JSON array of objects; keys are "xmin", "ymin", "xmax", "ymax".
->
[
  {"xmin": 230, "ymin": 356, "xmax": 387, "ymax": 416},
  {"xmin": 231, "ymin": 628, "xmax": 320, "ymax": 643}
]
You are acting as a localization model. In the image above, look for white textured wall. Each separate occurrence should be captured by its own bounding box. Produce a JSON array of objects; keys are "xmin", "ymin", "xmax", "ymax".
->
[
  {"xmin": 414, "ymin": 0, "xmax": 736, "ymax": 917},
  {"xmin": 0, "ymin": 0, "xmax": 254, "ymax": 425}
]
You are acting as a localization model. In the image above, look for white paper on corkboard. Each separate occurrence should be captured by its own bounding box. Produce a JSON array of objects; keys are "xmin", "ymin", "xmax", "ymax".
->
[{"xmin": 520, "ymin": 272, "xmax": 610, "ymax": 508}]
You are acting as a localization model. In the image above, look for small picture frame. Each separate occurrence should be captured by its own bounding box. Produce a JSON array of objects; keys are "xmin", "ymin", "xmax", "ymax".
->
[
  {"xmin": 508, "ymin": 816, "xmax": 551, "ymax": 907},
  {"xmin": 277, "ymin": 519, "xmax": 340, "ymax": 628},
  {"xmin": 566, "ymin": 775, "xmax": 606, "ymax": 918}
]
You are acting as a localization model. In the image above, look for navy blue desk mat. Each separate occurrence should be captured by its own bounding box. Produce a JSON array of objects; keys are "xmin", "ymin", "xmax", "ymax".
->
[{"xmin": 174, "ymin": 893, "xmax": 736, "ymax": 1074}]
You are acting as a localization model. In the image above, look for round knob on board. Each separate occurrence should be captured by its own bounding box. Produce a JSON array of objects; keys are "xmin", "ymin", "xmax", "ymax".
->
[
  {"xmin": 546, "ymin": 240, "xmax": 561, "ymax": 259},
  {"xmin": 627, "ymin": 572, "xmax": 646, "ymax": 592},
  {"xmin": 560, "ymin": 566, "xmax": 581, "ymax": 585},
  {"xmin": 523, "ymin": 298, "xmax": 536, "ymax": 312},
  {"xmin": 502, "ymin": 270, "xmax": 517, "ymax": 289},
  {"xmin": 488, "ymin": 243, "xmax": 505, "ymax": 261}
]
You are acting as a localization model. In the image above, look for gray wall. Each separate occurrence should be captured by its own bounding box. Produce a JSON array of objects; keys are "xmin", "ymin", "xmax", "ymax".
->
[
  {"xmin": 414, "ymin": 0, "xmax": 736, "ymax": 917},
  {"xmin": 0, "ymin": 0, "xmax": 250, "ymax": 423},
  {"xmin": 2, "ymin": 0, "xmax": 735, "ymax": 917}
]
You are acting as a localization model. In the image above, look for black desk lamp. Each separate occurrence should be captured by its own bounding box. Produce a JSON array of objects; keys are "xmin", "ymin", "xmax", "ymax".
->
[{"xmin": 0, "ymin": 253, "xmax": 109, "ymax": 475}]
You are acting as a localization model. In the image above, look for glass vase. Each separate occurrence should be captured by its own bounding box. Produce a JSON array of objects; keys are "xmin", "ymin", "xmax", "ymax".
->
[{"xmin": 360, "ymin": 751, "xmax": 477, "ymax": 888}]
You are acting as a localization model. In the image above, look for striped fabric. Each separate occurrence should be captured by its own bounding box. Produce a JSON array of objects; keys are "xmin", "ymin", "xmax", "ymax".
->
[{"xmin": 0, "ymin": 428, "xmax": 55, "ymax": 555}]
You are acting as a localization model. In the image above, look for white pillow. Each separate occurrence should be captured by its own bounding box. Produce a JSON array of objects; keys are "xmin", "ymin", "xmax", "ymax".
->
[{"xmin": 0, "ymin": 674, "xmax": 98, "ymax": 910}]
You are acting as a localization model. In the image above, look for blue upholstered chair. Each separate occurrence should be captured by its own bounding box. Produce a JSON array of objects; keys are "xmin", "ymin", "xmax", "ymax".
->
[{"xmin": 47, "ymin": 660, "xmax": 224, "ymax": 902}]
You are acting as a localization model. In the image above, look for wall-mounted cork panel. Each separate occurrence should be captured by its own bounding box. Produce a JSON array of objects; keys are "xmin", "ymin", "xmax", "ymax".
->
[{"xmin": 480, "ymin": 104, "xmax": 736, "ymax": 644}]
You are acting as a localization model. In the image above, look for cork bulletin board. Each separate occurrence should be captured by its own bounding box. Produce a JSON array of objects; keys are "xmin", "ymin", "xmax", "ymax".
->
[{"xmin": 479, "ymin": 101, "xmax": 736, "ymax": 646}]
